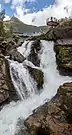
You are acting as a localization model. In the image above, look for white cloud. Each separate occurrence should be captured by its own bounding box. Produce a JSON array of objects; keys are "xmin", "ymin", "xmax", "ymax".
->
[
  {"xmin": 11, "ymin": 0, "xmax": 35, "ymax": 8},
  {"xmin": 3, "ymin": 15, "xmax": 10, "ymax": 21},
  {"xmin": 15, "ymin": 0, "xmax": 72, "ymax": 26},
  {"xmin": 11, "ymin": 0, "xmax": 36, "ymax": 19},
  {"xmin": 15, "ymin": 5, "xmax": 30, "ymax": 17},
  {"xmin": 4, "ymin": 0, "xmax": 10, "ymax": 3},
  {"xmin": 0, "ymin": 4, "xmax": 1, "ymax": 12},
  {"xmin": 3, "ymin": 0, "xmax": 72, "ymax": 26}
]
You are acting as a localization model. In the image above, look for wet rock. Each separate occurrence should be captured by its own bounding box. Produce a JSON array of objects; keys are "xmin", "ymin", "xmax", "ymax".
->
[
  {"xmin": 5, "ymin": 59, "xmax": 20, "ymax": 101},
  {"xmin": 23, "ymin": 82, "xmax": 72, "ymax": 135},
  {"xmin": 28, "ymin": 66, "xmax": 44, "ymax": 89},
  {"xmin": 54, "ymin": 42, "xmax": 72, "ymax": 75},
  {"xmin": 10, "ymin": 49, "xmax": 26, "ymax": 63},
  {"xmin": 0, "ymin": 55, "xmax": 9, "ymax": 104},
  {"xmin": 15, "ymin": 117, "xmax": 30, "ymax": 135},
  {"xmin": 28, "ymin": 40, "xmax": 41, "ymax": 67}
]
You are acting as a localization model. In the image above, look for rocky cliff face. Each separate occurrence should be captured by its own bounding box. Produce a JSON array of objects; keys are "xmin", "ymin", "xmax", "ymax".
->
[
  {"xmin": 54, "ymin": 42, "xmax": 72, "ymax": 75},
  {"xmin": 54, "ymin": 39, "xmax": 72, "ymax": 75},
  {"xmin": 0, "ymin": 55, "xmax": 9, "ymax": 104},
  {"xmin": 0, "ymin": 36, "xmax": 25, "ymax": 104},
  {"xmin": 52, "ymin": 19, "xmax": 72, "ymax": 75},
  {"xmin": 53, "ymin": 19, "xmax": 72, "ymax": 40},
  {"xmin": 19, "ymin": 82, "xmax": 72, "ymax": 135},
  {"xmin": 28, "ymin": 40, "xmax": 41, "ymax": 67}
]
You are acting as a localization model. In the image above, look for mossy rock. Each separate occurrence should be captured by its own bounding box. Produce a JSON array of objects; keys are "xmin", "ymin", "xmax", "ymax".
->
[
  {"xmin": 58, "ymin": 47, "xmax": 69, "ymax": 62},
  {"xmin": 10, "ymin": 49, "xmax": 26, "ymax": 63},
  {"xmin": 54, "ymin": 45, "xmax": 72, "ymax": 75},
  {"xmin": 28, "ymin": 66, "xmax": 44, "ymax": 89}
]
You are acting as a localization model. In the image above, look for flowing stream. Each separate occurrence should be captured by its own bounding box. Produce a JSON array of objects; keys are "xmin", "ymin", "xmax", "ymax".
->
[{"xmin": 0, "ymin": 40, "xmax": 72, "ymax": 135}]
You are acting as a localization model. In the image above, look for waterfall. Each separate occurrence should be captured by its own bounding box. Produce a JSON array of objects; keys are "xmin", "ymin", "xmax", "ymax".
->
[
  {"xmin": 9, "ymin": 60, "xmax": 36, "ymax": 100},
  {"xmin": 0, "ymin": 40, "xmax": 72, "ymax": 135},
  {"xmin": 17, "ymin": 40, "xmax": 33, "ymax": 58}
]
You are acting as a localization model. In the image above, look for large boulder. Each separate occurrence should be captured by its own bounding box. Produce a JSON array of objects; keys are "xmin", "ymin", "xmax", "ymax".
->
[
  {"xmin": 53, "ymin": 19, "xmax": 72, "ymax": 40},
  {"xmin": 53, "ymin": 26, "xmax": 72, "ymax": 40},
  {"xmin": 28, "ymin": 40, "xmax": 41, "ymax": 67},
  {"xmin": 28, "ymin": 66, "xmax": 44, "ymax": 89},
  {"xmin": 23, "ymin": 82, "xmax": 72, "ymax": 135},
  {"xmin": 54, "ymin": 40, "xmax": 72, "ymax": 75},
  {"xmin": 10, "ymin": 49, "xmax": 26, "ymax": 63},
  {"xmin": 0, "ymin": 37, "xmax": 25, "ymax": 63}
]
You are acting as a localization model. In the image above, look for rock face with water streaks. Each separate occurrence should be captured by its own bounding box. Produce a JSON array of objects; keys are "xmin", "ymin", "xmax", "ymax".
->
[
  {"xmin": 27, "ymin": 40, "xmax": 44, "ymax": 89},
  {"xmin": 28, "ymin": 66, "xmax": 44, "ymax": 89},
  {"xmin": 23, "ymin": 82, "xmax": 72, "ymax": 135},
  {"xmin": 0, "ymin": 36, "xmax": 25, "ymax": 104},
  {"xmin": 28, "ymin": 40, "xmax": 41, "ymax": 67},
  {"xmin": 0, "ymin": 55, "xmax": 9, "ymax": 104}
]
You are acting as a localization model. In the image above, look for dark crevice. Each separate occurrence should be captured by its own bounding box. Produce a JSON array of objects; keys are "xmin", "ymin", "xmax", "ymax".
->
[{"xmin": 36, "ymin": 126, "xmax": 51, "ymax": 135}]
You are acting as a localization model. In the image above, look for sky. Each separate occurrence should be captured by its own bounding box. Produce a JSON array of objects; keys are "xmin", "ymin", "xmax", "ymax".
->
[{"xmin": 0, "ymin": 0, "xmax": 72, "ymax": 26}]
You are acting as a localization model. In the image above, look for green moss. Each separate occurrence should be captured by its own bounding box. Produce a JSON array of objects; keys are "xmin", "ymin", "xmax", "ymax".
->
[
  {"xmin": 31, "ymin": 131, "xmax": 36, "ymax": 135},
  {"xmin": 58, "ymin": 47, "xmax": 69, "ymax": 62},
  {"xmin": 32, "ymin": 69, "xmax": 44, "ymax": 89}
]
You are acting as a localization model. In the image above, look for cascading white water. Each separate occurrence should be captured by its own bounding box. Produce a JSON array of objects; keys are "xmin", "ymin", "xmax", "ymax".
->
[
  {"xmin": 0, "ymin": 40, "xmax": 72, "ymax": 135},
  {"xmin": 17, "ymin": 40, "xmax": 33, "ymax": 58},
  {"xmin": 9, "ymin": 60, "xmax": 36, "ymax": 100}
]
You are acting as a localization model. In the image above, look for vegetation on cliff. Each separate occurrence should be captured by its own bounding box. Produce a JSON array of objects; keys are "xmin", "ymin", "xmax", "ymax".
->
[{"xmin": 0, "ymin": 9, "xmax": 5, "ymax": 36}]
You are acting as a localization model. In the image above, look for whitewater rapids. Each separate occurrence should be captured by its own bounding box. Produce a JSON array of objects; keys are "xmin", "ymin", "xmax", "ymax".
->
[{"xmin": 0, "ymin": 40, "xmax": 72, "ymax": 135}]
